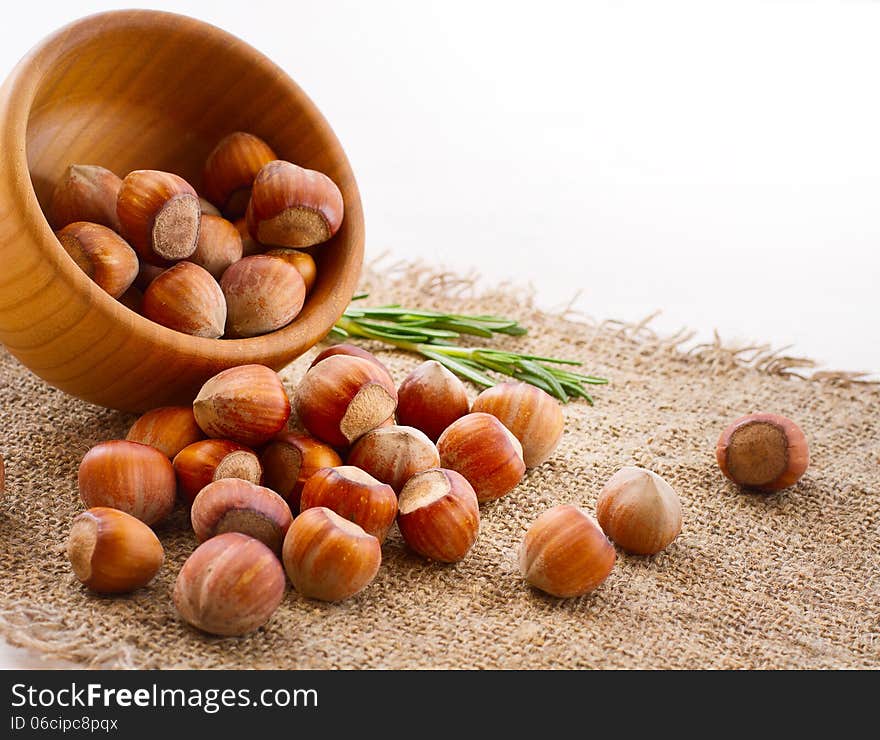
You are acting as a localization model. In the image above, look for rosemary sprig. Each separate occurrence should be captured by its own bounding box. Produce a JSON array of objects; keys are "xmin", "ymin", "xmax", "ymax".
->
[{"xmin": 331, "ymin": 297, "xmax": 608, "ymax": 403}]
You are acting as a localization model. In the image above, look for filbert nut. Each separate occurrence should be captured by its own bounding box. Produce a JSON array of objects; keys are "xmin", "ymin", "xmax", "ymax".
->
[
  {"xmin": 116, "ymin": 169, "xmax": 201, "ymax": 264},
  {"xmin": 202, "ymin": 132, "xmax": 277, "ymax": 219},
  {"xmin": 282, "ymin": 507, "xmax": 381, "ymax": 602},
  {"xmin": 347, "ymin": 425, "xmax": 440, "ymax": 493},
  {"xmin": 436, "ymin": 412, "xmax": 526, "ymax": 502},
  {"xmin": 50, "ymin": 164, "xmax": 122, "ymax": 232},
  {"xmin": 194, "ymin": 364, "xmax": 291, "ymax": 447},
  {"xmin": 264, "ymin": 248, "xmax": 317, "ymax": 293},
  {"xmin": 596, "ymin": 466, "xmax": 682, "ymax": 555},
  {"xmin": 246, "ymin": 160, "xmax": 344, "ymax": 248},
  {"xmin": 189, "ymin": 214, "xmax": 243, "ymax": 279},
  {"xmin": 67, "ymin": 507, "xmax": 164, "ymax": 593},
  {"xmin": 294, "ymin": 355, "xmax": 397, "ymax": 447},
  {"xmin": 299, "ymin": 466, "xmax": 397, "ymax": 543},
  {"xmin": 142, "ymin": 262, "xmax": 227, "ymax": 338},
  {"xmin": 173, "ymin": 438, "xmax": 263, "ymax": 506},
  {"xmin": 126, "ymin": 405, "xmax": 206, "ymax": 459},
  {"xmin": 56, "ymin": 221, "xmax": 139, "ymax": 298},
  {"xmin": 716, "ymin": 412, "xmax": 810, "ymax": 492},
  {"xmin": 78, "ymin": 440, "xmax": 176, "ymax": 525},
  {"xmin": 234, "ymin": 216, "xmax": 262, "ymax": 257},
  {"xmin": 396, "ymin": 361, "xmax": 470, "ymax": 442},
  {"xmin": 174, "ymin": 532, "xmax": 286, "ymax": 637},
  {"xmin": 199, "ymin": 197, "xmax": 221, "ymax": 217},
  {"xmin": 397, "ymin": 468, "xmax": 480, "ymax": 563},
  {"xmin": 191, "ymin": 478, "xmax": 293, "ymax": 554},
  {"xmin": 260, "ymin": 432, "xmax": 343, "ymax": 509},
  {"xmin": 472, "ymin": 381, "xmax": 565, "ymax": 467},
  {"xmin": 220, "ymin": 254, "xmax": 306, "ymax": 338},
  {"xmin": 520, "ymin": 505, "xmax": 616, "ymax": 598}
]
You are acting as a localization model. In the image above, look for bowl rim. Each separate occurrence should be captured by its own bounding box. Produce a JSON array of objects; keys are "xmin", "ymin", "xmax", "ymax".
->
[{"xmin": 0, "ymin": 9, "xmax": 364, "ymax": 367}]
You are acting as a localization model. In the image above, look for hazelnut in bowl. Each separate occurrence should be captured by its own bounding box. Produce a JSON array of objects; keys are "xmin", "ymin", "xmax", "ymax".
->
[{"xmin": 0, "ymin": 10, "xmax": 364, "ymax": 411}]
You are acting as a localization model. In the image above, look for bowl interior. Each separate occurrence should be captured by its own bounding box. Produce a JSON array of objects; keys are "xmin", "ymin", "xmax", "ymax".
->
[{"xmin": 24, "ymin": 11, "xmax": 362, "ymax": 353}]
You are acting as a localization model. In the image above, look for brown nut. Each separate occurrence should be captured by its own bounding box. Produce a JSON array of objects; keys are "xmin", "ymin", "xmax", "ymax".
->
[
  {"xmin": 142, "ymin": 262, "xmax": 227, "ymax": 338},
  {"xmin": 126, "ymin": 405, "xmax": 206, "ymax": 459},
  {"xmin": 189, "ymin": 214, "xmax": 243, "ymax": 279},
  {"xmin": 347, "ymin": 425, "xmax": 440, "ymax": 493},
  {"xmin": 295, "ymin": 355, "xmax": 397, "ymax": 447},
  {"xmin": 117, "ymin": 170, "xmax": 201, "ymax": 264},
  {"xmin": 299, "ymin": 465, "xmax": 397, "ymax": 543},
  {"xmin": 596, "ymin": 467, "xmax": 682, "ymax": 555},
  {"xmin": 309, "ymin": 343, "xmax": 393, "ymax": 380},
  {"xmin": 396, "ymin": 361, "xmax": 470, "ymax": 442},
  {"xmin": 174, "ymin": 532, "xmax": 285, "ymax": 636},
  {"xmin": 716, "ymin": 413, "xmax": 810, "ymax": 492},
  {"xmin": 78, "ymin": 440, "xmax": 176, "ymax": 525},
  {"xmin": 191, "ymin": 478, "xmax": 292, "ymax": 554},
  {"xmin": 50, "ymin": 164, "xmax": 122, "ymax": 231},
  {"xmin": 56, "ymin": 222, "xmax": 139, "ymax": 298},
  {"xmin": 134, "ymin": 262, "xmax": 164, "ymax": 291},
  {"xmin": 436, "ymin": 413, "xmax": 526, "ymax": 502},
  {"xmin": 246, "ymin": 160, "xmax": 344, "ymax": 248},
  {"xmin": 0, "ymin": 453, "xmax": 4, "ymax": 499},
  {"xmin": 264, "ymin": 248, "xmax": 317, "ymax": 293},
  {"xmin": 471, "ymin": 382, "xmax": 564, "ymax": 467},
  {"xmin": 520, "ymin": 505, "xmax": 616, "ymax": 598},
  {"xmin": 397, "ymin": 468, "xmax": 479, "ymax": 563},
  {"xmin": 282, "ymin": 507, "xmax": 381, "ymax": 602},
  {"xmin": 220, "ymin": 254, "xmax": 306, "ymax": 338},
  {"xmin": 193, "ymin": 364, "xmax": 291, "ymax": 447},
  {"xmin": 199, "ymin": 197, "xmax": 221, "ymax": 217},
  {"xmin": 202, "ymin": 132, "xmax": 277, "ymax": 219},
  {"xmin": 234, "ymin": 216, "xmax": 263, "ymax": 257},
  {"xmin": 260, "ymin": 432, "xmax": 342, "ymax": 508},
  {"xmin": 173, "ymin": 438, "xmax": 262, "ymax": 505},
  {"xmin": 67, "ymin": 507, "xmax": 164, "ymax": 593}
]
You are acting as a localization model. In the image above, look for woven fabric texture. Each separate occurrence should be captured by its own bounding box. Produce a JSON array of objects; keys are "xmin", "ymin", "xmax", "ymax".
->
[{"xmin": 1, "ymin": 265, "xmax": 878, "ymax": 669}]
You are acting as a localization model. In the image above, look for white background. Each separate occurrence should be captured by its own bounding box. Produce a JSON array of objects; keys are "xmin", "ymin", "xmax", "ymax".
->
[{"xmin": 1, "ymin": 0, "xmax": 878, "ymax": 667}]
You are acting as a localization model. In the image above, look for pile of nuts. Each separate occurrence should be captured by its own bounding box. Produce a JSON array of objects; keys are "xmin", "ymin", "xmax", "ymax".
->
[
  {"xmin": 64, "ymin": 341, "xmax": 811, "ymax": 637},
  {"xmin": 50, "ymin": 132, "xmax": 341, "ymax": 338}
]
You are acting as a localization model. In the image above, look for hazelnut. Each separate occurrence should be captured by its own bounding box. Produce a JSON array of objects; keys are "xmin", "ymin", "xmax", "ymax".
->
[
  {"xmin": 193, "ymin": 364, "xmax": 291, "ymax": 447},
  {"xmin": 294, "ymin": 355, "xmax": 397, "ymax": 447},
  {"xmin": 520, "ymin": 505, "xmax": 616, "ymax": 598},
  {"xmin": 347, "ymin": 425, "xmax": 440, "ymax": 493},
  {"xmin": 436, "ymin": 413, "xmax": 526, "ymax": 502},
  {"xmin": 118, "ymin": 285, "xmax": 143, "ymax": 313},
  {"xmin": 78, "ymin": 440, "xmax": 176, "ymax": 525},
  {"xmin": 199, "ymin": 197, "xmax": 221, "ymax": 217},
  {"xmin": 173, "ymin": 438, "xmax": 263, "ymax": 505},
  {"xmin": 716, "ymin": 413, "xmax": 810, "ymax": 492},
  {"xmin": 397, "ymin": 468, "xmax": 479, "ymax": 563},
  {"xmin": 299, "ymin": 466, "xmax": 397, "ymax": 543},
  {"xmin": 246, "ymin": 160, "xmax": 344, "ymax": 248},
  {"xmin": 50, "ymin": 164, "xmax": 122, "ymax": 231},
  {"xmin": 309, "ymin": 343, "xmax": 394, "ymax": 382},
  {"xmin": 202, "ymin": 132, "xmax": 277, "ymax": 219},
  {"xmin": 191, "ymin": 478, "xmax": 293, "ymax": 554},
  {"xmin": 282, "ymin": 507, "xmax": 381, "ymax": 602},
  {"xmin": 126, "ymin": 405, "xmax": 206, "ymax": 459},
  {"xmin": 220, "ymin": 254, "xmax": 306, "ymax": 338},
  {"xmin": 0, "ymin": 453, "xmax": 4, "ymax": 499},
  {"xmin": 67, "ymin": 507, "xmax": 164, "ymax": 593},
  {"xmin": 396, "ymin": 360, "xmax": 470, "ymax": 441},
  {"xmin": 234, "ymin": 216, "xmax": 263, "ymax": 257},
  {"xmin": 264, "ymin": 248, "xmax": 317, "ymax": 293},
  {"xmin": 116, "ymin": 170, "xmax": 201, "ymax": 264},
  {"xmin": 174, "ymin": 532, "xmax": 286, "ymax": 636},
  {"xmin": 134, "ymin": 262, "xmax": 164, "ymax": 291},
  {"xmin": 471, "ymin": 382, "xmax": 565, "ymax": 467},
  {"xmin": 188, "ymin": 214, "xmax": 243, "ymax": 279},
  {"xmin": 260, "ymin": 432, "xmax": 342, "ymax": 508},
  {"xmin": 596, "ymin": 467, "xmax": 682, "ymax": 555},
  {"xmin": 55, "ymin": 222, "xmax": 139, "ymax": 298},
  {"xmin": 142, "ymin": 262, "xmax": 227, "ymax": 338}
]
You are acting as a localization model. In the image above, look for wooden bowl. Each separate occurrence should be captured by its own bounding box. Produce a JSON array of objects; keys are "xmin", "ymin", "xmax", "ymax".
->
[{"xmin": 0, "ymin": 10, "xmax": 364, "ymax": 412}]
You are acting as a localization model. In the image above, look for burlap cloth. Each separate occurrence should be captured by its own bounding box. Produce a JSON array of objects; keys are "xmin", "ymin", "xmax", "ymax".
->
[{"xmin": 1, "ymin": 263, "xmax": 878, "ymax": 669}]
